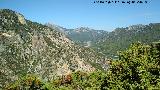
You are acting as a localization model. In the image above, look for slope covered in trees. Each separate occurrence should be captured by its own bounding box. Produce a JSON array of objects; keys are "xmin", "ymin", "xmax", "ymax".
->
[
  {"xmin": 6, "ymin": 42, "xmax": 160, "ymax": 90},
  {"xmin": 64, "ymin": 27, "xmax": 108, "ymax": 47},
  {"xmin": 1, "ymin": 9, "xmax": 160, "ymax": 90},
  {"xmin": 46, "ymin": 23, "xmax": 160, "ymax": 58},
  {"xmin": 0, "ymin": 9, "xmax": 106, "ymax": 89},
  {"xmin": 92, "ymin": 24, "xmax": 160, "ymax": 58},
  {"xmin": 46, "ymin": 23, "xmax": 108, "ymax": 47}
]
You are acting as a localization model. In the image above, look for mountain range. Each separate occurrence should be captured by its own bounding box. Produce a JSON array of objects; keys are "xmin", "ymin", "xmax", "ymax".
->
[
  {"xmin": 46, "ymin": 22, "xmax": 160, "ymax": 58},
  {"xmin": 0, "ymin": 9, "xmax": 107, "ymax": 88},
  {"xmin": 45, "ymin": 23, "xmax": 108, "ymax": 47},
  {"xmin": 1, "ymin": 9, "xmax": 160, "ymax": 89}
]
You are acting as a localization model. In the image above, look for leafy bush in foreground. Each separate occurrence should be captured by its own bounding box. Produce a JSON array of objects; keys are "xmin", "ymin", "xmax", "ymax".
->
[{"xmin": 104, "ymin": 42, "xmax": 160, "ymax": 90}]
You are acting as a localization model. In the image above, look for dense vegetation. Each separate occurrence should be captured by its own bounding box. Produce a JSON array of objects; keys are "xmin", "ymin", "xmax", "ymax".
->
[
  {"xmin": 64, "ymin": 27, "xmax": 108, "ymax": 46},
  {"xmin": 6, "ymin": 42, "xmax": 160, "ymax": 90},
  {"xmin": 51, "ymin": 23, "xmax": 160, "ymax": 58},
  {"xmin": 92, "ymin": 24, "xmax": 160, "ymax": 58},
  {"xmin": 0, "ymin": 9, "xmax": 106, "ymax": 89},
  {"xmin": 46, "ymin": 23, "xmax": 108, "ymax": 47},
  {"xmin": 1, "ymin": 9, "xmax": 160, "ymax": 90}
]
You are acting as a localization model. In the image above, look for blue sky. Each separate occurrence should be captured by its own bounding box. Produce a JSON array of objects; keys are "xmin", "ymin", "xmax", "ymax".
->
[{"xmin": 0, "ymin": 0, "xmax": 159, "ymax": 31}]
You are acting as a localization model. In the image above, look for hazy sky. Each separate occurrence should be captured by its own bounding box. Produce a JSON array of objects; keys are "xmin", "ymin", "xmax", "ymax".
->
[{"xmin": 0, "ymin": 0, "xmax": 159, "ymax": 31}]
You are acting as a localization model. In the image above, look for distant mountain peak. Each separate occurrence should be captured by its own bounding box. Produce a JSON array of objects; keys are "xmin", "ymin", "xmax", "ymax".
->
[
  {"xmin": 76, "ymin": 27, "xmax": 90, "ymax": 30},
  {"xmin": 74, "ymin": 27, "xmax": 92, "ymax": 33},
  {"xmin": 128, "ymin": 24, "xmax": 146, "ymax": 30}
]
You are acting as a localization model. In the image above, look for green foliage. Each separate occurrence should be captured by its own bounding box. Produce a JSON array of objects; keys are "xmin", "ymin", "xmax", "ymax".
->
[
  {"xmin": 6, "ymin": 71, "xmax": 106, "ymax": 90},
  {"xmin": 0, "ymin": 9, "xmax": 107, "ymax": 89},
  {"xmin": 87, "ymin": 60, "xmax": 104, "ymax": 71},
  {"xmin": 6, "ymin": 74, "xmax": 44, "ymax": 90},
  {"xmin": 92, "ymin": 24, "xmax": 160, "ymax": 58},
  {"xmin": 61, "ymin": 27, "xmax": 108, "ymax": 47},
  {"xmin": 104, "ymin": 42, "xmax": 160, "ymax": 89},
  {"xmin": 2, "ymin": 9, "xmax": 160, "ymax": 90},
  {"xmin": 5, "ymin": 42, "xmax": 160, "ymax": 90},
  {"xmin": 43, "ymin": 36, "xmax": 57, "ymax": 48}
]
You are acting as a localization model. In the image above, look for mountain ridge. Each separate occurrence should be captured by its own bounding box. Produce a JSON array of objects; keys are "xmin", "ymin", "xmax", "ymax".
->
[
  {"xmin": 0, "ymin": 9, "xmax": 107, "ymax": 88},
  {"xmin": 46, "ymin": 22, "xmax": 160, "ymax": 58}
]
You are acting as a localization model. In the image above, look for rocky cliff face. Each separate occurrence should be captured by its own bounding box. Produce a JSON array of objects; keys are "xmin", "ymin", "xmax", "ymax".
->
[{"xmin": 0, "ymin": 9, "xmax": 106, "ymax": 88}]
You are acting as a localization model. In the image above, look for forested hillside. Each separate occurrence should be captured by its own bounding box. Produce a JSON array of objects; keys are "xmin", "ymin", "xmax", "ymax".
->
[
  {"xmin": 46, "ymin": 23, "xmax": 160, "ymax": 58},
  {"xmin": 0, "ymin": 9, "xmax": 106, "ymax": 89},
  {"xmin": 1, "ymin": 9, "xmax": 160, "ymax": 90},
  {"xmin": 6, "ymin": 42, "xmax": 160, "ymax": 90},
  {"xmin": 92, "ymin": 24, "xmax": 160, "ymax": 58},
  {"xmin": 64, "ymin": 27, "xmax": 108, "ymax": 47},
  {"xmin": 46, "ymin": 23, "xmax": 108, "ymax": 47}
]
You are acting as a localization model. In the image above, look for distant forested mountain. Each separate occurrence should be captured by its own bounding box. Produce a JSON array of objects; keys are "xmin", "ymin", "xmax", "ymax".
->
[
  {"xmin": 46, "ymin": 23, "xmax": 108, "ymax": 47},
  {"xmin": 47, "ymin": 23, "xmax": 160, "ymax": 58},
  {"xmin": 93, "ymin": 23, "xmax": 160, "ymax": 58}
]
